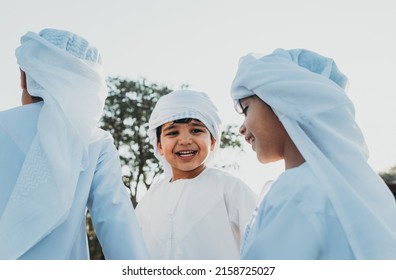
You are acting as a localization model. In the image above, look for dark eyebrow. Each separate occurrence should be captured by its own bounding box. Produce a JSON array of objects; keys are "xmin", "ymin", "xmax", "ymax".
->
[
  {"xmin": 162, "ymin": 124, "xmax": 177, "ymax": 132},
  {"xmin": 241, "ymin": 96, "xmax": 254, "ymax": 106},
  {"xmin": 190, "ymin": 122, "xmax": 206, "ymax": 128},
  {"xmin": 163, "ymin": 121, "xmax": 206, "ymax": 131}
]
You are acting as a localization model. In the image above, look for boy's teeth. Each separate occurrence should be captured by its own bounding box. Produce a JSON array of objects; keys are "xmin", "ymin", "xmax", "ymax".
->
[{"xmin": 178, "ymin": 151, "xmax": 195, "ymax": 156}]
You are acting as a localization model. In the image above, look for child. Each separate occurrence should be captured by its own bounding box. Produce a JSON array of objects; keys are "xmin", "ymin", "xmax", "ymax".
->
[
  {"xmin": 135, "ymin": 89, "xmax": 258, "ymax": 259},
  {"xmin": 231, "ymin": 48, "xmax": 396, "ymax": 259},
  {"xmin": 0, "ymin": 28, "xmax": 148, "ymax": 259}
]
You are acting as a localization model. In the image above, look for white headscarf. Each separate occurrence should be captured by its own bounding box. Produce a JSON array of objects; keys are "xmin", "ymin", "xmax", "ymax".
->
[
  {"xmin": 148, "ymin": 89, "xmax": 222, "ymax": 176},
  {"xmin": 231, "ymin": 48, "xmax": 396, "ymax": 259},
  {"xmin": 0, "ymin": 29, "xmax": 107, "ymax": 259}
]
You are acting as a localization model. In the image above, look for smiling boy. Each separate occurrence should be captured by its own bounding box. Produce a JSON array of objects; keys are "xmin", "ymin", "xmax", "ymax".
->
[{"xmin": 135, "ymin": 89, "xmax": 257, "ymax": 259}]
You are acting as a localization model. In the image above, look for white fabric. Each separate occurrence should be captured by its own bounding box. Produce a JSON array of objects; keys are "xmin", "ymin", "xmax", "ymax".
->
[
  {"xmin": 3, "ymin": 30, "xmax": 107, "ymax": 259},
  {"xmin": 241, "ymin": 163, "xmax": 354, "ymax": 259},
  {"xmin": 243, "ymin": 180, "xmax": 274, "ymax": 239},
  {"xmin": 135, "ymin": 167, "xmax": 257, "ymax": 259},
  {"xmin": 0, "ymin": 103, "xmax": 149, "ymax": 259},
  {"xmin": 148, "ymin": 89, "xmax": 222, "ymax": 175},
  {"xmin": 231, "ymin": 48, "xmax": 396, "ymax": 259},
  {"xmin": 38, "ymin": 28, "xmax": 102, "ymax": 64}
]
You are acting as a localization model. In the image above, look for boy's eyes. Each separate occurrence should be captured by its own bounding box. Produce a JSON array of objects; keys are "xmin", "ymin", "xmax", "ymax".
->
[
  {"xmin": 163, "ymin": 128, "xmax": 205, "ymax": 137},
  {"xmin": 164, "ymin": 131, "xmax": 178, "ymax": 136},
  {"xmin": 191, "ymin": 128, "xmax": 204, "ymax": 134}
]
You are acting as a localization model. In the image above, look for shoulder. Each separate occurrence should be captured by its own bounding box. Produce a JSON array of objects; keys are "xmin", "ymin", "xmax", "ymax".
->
[
  {"xmin": 90, "ymin": 128, "xmax": 114, "ymax": 145},
  {"xmin": 89, "ymin": 129, "xmax": 116, "ymax": 153},
  {"xmin": 0, "ymin": 103, "xmax": 42, "ymax": 129},
  {"xmin": 203, "ymin": 167, "xmax": 248, "ymax": 185},
  {"xmin": 0, "ymin": 103, "xmax": 42, "ymax": 151},
  {"xmin": 136, "ymin": 177, "xmax": 167, "ymax": 206},
  {"xmin": 146, "ymin": 177, "xmax": 168, "ymax": 192},
  {"xmin": 0, "ymin": 102, "xmax": 42, "ymax": 116},
  {"xmin": 266, "ymin": 163, "xmax": 332, "ymax": 214},
  {"xmin": 88, "ymin": 129, "xmax": 122, "ymax": 168},
  {"xmin": 203, "ymin": 167, "xmax": 256, "ymax": 195}
]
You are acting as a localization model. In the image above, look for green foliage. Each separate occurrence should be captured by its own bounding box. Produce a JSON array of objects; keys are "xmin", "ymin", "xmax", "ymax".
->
[
  {"xmin": 379, "ymin": 165, "xmax": 396, "ymax": 184},
  {"xmin": 379, "ymin": 166, "xmax": 396, "ymax": 202},
  {"xmin": 86, "ymin": 212, "xmax": 104, "ymax": 260},
  {"xmin": 220, "ymin": 124, "xmax": 242, "ymax": 149}
]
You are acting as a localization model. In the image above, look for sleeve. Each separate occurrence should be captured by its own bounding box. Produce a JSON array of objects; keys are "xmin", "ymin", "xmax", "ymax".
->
[
  {"xmin": 87, "ymin": 140, "xmax": 150, "ymax": 260},
  {"xmin": 224, "ymin": 178, "xmax": 258, "ymax": 247},
  {"xmin": 243, "ymin": 197, "xmax": 323, "ymax": 260}
]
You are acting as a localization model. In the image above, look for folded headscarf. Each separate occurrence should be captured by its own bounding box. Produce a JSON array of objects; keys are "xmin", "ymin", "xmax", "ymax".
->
[
  {"xmin": 0, "ymin": 28, "xmax": 107, "ymax": 259},
  {"xmin": 148, "ymin": 89, "xmax": 222, "ymax": 176},
  {"xmin": 231, "ymin": 48, "xmax": 396, "ymax": 259}
]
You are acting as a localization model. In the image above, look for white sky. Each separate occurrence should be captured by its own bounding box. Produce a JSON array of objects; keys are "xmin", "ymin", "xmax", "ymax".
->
[{"xmin": 1, "ymin": 0, "xmax": 395, "ymax": 195}]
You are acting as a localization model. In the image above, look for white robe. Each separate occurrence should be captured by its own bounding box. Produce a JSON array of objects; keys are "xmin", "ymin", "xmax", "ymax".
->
[
  {"xmin": 0, "ymin": 103, "xmax": 148, "ymax": 259},
  {"xmin": 136, "ymin": 167, "xmax": 258, "ymax": 259},
  {"xmin": 241, "ymin": 163, "xmax": 355, "ymax": 260}
]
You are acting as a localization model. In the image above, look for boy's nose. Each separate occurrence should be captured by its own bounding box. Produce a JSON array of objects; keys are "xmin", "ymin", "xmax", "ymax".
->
[
  {"xmin": 239, "ymin": 123, "xmax": 246, "ymax": 135},
  {"xmin": 178, "ymin": 134, "xmax": 193, "ymax": 145}
]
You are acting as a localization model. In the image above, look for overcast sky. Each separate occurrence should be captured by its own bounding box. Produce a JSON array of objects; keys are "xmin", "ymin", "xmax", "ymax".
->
[{"xmin": 1, "ymin": 0, "xmax": 395, "ymax": 195}]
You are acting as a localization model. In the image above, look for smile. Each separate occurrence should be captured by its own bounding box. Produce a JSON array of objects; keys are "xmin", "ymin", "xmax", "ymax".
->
[
  {"xmin": 176, "ymin": 150, "xmax": 197, "ymax": 158},
  {"xmin": 245, "ymin": 135, "xmax": 255, "ymax": 145}
]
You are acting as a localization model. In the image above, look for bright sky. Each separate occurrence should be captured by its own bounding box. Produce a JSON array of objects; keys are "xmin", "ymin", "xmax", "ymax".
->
[{"xmin": 1, "ymin": 0, "xmax": 395, "ymax": 195}]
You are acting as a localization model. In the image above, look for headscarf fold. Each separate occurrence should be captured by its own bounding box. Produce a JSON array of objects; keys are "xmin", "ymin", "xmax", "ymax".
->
[
  {"xmin": 0, "ymin": 29, "xmax": 107, "ymax": 259},
  {"xmin": 231, "ymin": 48, "xmax": 396, "ymax": 259},
  {"xmin": 148, "ymin": 90, "xmax": 222, "ymax": 176}
]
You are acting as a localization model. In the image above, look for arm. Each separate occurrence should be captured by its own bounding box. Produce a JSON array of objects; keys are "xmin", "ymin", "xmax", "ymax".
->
[
  {"xmin": 87, "ymin": 140, "xmax": 149, "ymax": 260},
  {"xmin": 225, "ymin": 180, "xmax": 258, "ymax": 247}
]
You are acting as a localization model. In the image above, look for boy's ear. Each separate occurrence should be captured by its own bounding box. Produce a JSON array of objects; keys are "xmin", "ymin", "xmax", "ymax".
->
[
  {"xmin": 210, "ymin": 137, "xmax": 216, "ymax": 151},
  {"xmin": 157, "ymin": 140, "xmax": 164, "ymax": 156}
]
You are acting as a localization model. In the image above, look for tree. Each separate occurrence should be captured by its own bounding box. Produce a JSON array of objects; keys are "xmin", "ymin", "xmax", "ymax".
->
[
  {"xmin": 379, "ymin": 165, "xmax": 396, "ymax": 185},
  {"xmin": 379, "ymin": 165, "xmax": 396, "ymax": 199}
]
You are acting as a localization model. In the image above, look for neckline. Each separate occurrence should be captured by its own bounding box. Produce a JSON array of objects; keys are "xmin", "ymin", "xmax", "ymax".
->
[{"xmin": 168, "ymin": 166, "xmax": 210, "ymax": 183}]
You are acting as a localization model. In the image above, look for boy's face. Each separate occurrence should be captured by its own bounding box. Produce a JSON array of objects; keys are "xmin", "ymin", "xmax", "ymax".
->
[
  {"xmin": 157, "ymin": 119, "xmax": 216, "ymax": 180},
  {"xmin": 238, "ymin": 95, "xmax": 289, "ymax": 164}
]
